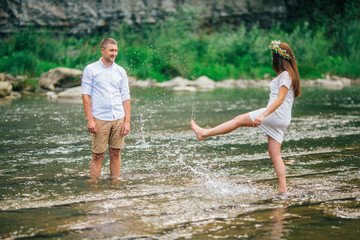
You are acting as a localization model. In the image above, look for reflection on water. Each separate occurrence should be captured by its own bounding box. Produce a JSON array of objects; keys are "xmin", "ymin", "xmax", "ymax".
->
[{"xmin": 0, "ymin": 86, "xmax": 359, "ymax": 239}]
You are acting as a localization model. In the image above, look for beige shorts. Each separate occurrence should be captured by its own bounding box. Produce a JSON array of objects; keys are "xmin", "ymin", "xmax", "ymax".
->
[{"xmin": 92, "ymin": 117, "xmax": 125, "ymax": 153}]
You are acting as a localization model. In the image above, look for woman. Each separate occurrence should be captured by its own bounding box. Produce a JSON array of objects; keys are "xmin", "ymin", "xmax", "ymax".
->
[{"xmin": 191, "ymin": 40, "xmax": 301, "ymax": 194}]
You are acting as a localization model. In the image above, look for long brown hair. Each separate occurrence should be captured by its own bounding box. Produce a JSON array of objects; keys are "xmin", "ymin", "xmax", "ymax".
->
[{"xmin": 272, "ymin": 42, "xmax": 301, "ymax": 97}]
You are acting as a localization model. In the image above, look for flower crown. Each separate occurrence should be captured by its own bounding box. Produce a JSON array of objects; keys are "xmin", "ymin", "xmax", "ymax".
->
[{"xmin": 269, "ymin": 40, "xmax": 291, "ymax": 60}]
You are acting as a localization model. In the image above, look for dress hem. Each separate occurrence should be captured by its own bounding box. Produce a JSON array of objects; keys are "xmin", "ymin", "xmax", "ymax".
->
[{"xmin": 257, "ymin": 125, "xmax": 283, "ymax": 144}]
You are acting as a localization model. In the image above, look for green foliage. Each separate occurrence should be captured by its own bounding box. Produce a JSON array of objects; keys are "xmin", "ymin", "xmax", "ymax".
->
[{"xmin": 0, "ymin": 4, "xmax": 359, "ymax": 81}]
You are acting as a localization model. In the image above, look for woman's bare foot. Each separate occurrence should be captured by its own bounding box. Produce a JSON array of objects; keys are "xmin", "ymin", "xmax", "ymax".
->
[
  {"xmin": 278, "ymin": 187, "xmax": 287, "ymax": 194},
  {"xmin": 191, "ymin": 120, "xmax": 206, "ymax": 140}
]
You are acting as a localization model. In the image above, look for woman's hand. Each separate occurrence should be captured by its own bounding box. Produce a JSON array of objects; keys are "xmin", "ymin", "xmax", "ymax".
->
[
  {"xmin": 253, "ymin": 114, "xmax": 265, "ymax": 127},
  {"xmin": 253, "ymin": 85, "xmax": 288, "ymax": 127}
]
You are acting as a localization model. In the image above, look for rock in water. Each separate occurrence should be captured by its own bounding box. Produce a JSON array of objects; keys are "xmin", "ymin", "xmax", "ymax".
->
[
  {"xmin": 0, "ymin": 81, "xmax": 12, "ymax": 97},
  {"xmin": 57, "ymin": 86, "xmax": 82, "ymax": 98},
  {"xmin": 39, "ymin": 67, "xmax": 83, "ymax": 90}
]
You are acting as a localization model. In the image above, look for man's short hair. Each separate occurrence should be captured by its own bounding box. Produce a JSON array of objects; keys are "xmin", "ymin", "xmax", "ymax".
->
[{"xmin": 101, "ymin": 38, "xmax": 117, "ymax": 49}]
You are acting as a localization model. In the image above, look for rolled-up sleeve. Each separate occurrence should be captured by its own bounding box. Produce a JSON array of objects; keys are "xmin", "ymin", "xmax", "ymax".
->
[
  {"xmin": 120, "ymin": 70, "xmax": 130, "ymax": 102},
  {"xmin": 81, "ymin": 66, "xmax": 92, "ymax": 95}
]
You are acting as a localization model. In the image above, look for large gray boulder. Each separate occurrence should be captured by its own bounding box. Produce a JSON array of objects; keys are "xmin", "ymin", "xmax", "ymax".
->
[
  {"xmin": 0, "ymin": 73, "xmax": 6, "ymax": 82},
  {"xmin": 130, "ymin": 78, "xmax": 156, "ymax": 88},
  {"xmin": 39, "ymin": 67, "xmax": 83, "ymax": 90},
  {"xmin": 57, "ymin": 86, "xmax": 82, "ymax": 98},
  {"xmin": 192, "ymin": 76, "xmax": 216, "ymax": 89},
  {"xmin": 157, "ymin": 76, "xmax": 192, "ymax": 88},
  {"xmin": 0, "ymin": 81, "xmax": 12, "ymax": 97}
]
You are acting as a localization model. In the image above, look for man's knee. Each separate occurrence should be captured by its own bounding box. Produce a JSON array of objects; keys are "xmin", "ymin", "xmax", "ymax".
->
[
  {"xmin": 92, "ymin": 152, "xmax": 105, "ymax": 161},
  {"xmin": 109, "ymin": 148, "xmax": 121, "ymax": 158}
]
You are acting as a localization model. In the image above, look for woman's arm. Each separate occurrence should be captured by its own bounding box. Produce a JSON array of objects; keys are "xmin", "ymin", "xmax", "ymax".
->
[{"xmin": 253, "ymin": 85, "xmax": 288, "ymax": 127}]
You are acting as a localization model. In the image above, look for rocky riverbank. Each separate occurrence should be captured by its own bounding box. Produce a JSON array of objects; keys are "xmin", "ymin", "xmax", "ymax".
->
[
  {"xmin": 1, "ymin": 0, "xmax": 290, "ymax": 37},
  {"xmin": 0, "ymin": 67, "xmax": 357, "ymax": 99}
]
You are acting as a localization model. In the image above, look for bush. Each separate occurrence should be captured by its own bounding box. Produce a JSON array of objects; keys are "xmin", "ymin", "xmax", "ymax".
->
[{"xmin": 0, "ymin": 4, "xmax": 359, "ymax": 81}]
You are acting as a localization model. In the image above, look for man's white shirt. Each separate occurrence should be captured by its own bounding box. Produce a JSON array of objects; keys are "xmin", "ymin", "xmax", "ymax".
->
[{"xmin": 81, "ymin": 58, "xmax": 130, "ymax": 121}]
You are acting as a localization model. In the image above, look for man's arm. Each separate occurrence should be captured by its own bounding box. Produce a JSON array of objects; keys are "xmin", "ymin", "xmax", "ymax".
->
[
  {"xmin": 121, "ymin": 99, "xmax": 131, "ymax": 136},
  {"xmin": 82, "ymin": 94, "xmax": 97, "ymax": 134}
]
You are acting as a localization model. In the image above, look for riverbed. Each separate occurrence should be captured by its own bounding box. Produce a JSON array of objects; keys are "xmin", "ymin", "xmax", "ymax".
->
[{"xmin": 0, "ymin": 86, "xmax": 359, "ymax": 239}]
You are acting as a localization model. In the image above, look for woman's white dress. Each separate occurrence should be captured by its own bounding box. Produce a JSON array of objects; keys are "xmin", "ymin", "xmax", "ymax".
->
[{"xmin": 249, "ymin": 71, "xmax": 294, "ymax": 143}]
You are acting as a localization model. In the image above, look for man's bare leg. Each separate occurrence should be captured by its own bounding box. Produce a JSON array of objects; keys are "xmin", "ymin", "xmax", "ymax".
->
[
  {"xmin": 109, "ymin": 148, "xmax": 121, "ymax": 180},
  {"xmin": 191, "ymin": 113, "xmax": 253, "ymax": 140},
  {"xmin": 90, "ymin": 152, "xmax": 105, "ymax": 179}
]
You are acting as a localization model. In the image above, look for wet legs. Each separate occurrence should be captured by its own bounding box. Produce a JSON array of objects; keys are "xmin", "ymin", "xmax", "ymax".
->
[
  {"xmin": 90, "ymin": 152, "xmax": 105, "ymax": 179},
  {"xmin": 191, "ymin": 114, "xmax": 288, "ymax": 193},
  {"xmin": 109, "ymin": 148, "xmax": 121, "ymax": 180},
  {"xmin": 191, "ymin": 113, "xmax": 253, "ymax": 140},
  {"xmin": 268, "ymin": 136, "xmax": 287, "ymax": 193},
  {"xmin": 89, "ymin": 148, "xmax": 121, "ymax": 180}
]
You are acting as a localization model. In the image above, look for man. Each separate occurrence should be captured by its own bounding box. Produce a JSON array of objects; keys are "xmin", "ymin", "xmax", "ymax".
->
[{"xmin": 81, "ymin": 38, "xmax": 131, "ymax": 180}]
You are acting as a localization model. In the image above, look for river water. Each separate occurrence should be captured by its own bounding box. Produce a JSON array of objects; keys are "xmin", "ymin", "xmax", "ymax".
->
[{"xmin": 0, "ymin": 86, "xmax": 359, "ymax": 239}]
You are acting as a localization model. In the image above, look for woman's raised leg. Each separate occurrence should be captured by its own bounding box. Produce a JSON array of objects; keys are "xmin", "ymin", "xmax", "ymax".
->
[
  {"xmin": 191, "ymin": 113, "xmax": 253, "ymax": 140},
  {"xmin": 268, "ymin": 136, "xmax": 287, "ymax": 193}
]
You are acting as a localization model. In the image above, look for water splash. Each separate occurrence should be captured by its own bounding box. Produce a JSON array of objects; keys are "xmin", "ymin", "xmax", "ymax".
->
[
  {"xmin": 174, "ymin": 148, "xmax": 258, "ymax": 197},
  {"xmin": 191, "ymin": 94, "xmax": 196, "ymax": 121},
  {"xmin": 176, "ymin": 148, "xmax": 211, "ymax": 181},
  {"xmin": 139, "ymin": 111, "xmax": 147, "ymax": 144}
]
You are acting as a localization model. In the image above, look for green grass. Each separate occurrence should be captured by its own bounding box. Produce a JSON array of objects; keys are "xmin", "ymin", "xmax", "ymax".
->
[{"xmin": 0, "ymin": 4, "xmax": 359, "ymax": 82}]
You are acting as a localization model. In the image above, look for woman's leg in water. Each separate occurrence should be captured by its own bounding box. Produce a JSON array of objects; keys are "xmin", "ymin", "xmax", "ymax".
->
[
  {"xmin": 191, "ymin": 113, "xmax": 253, "ymax": 140},
  {"xmin": 268, "ymin": 136, "xmax": 287, "ymax": 193}
]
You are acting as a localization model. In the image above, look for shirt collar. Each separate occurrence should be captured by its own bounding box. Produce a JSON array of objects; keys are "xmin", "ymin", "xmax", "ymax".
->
[{"xmin": 99, "ymin": 57, "xmax": 115, "ymax": 69}]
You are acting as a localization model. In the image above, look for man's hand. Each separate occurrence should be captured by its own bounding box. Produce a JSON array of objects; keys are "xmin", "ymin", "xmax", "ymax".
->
[
  {"xmin": 121, "ymin": 99, "xmax": 131, "ymax": 137},
  {"xmin": 87, "ymin": 119, "xmax": 98, "ymax": 134},
  {"xmin": 121, "ymin": 122, "xmax": 130, "ymax": 136}
]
